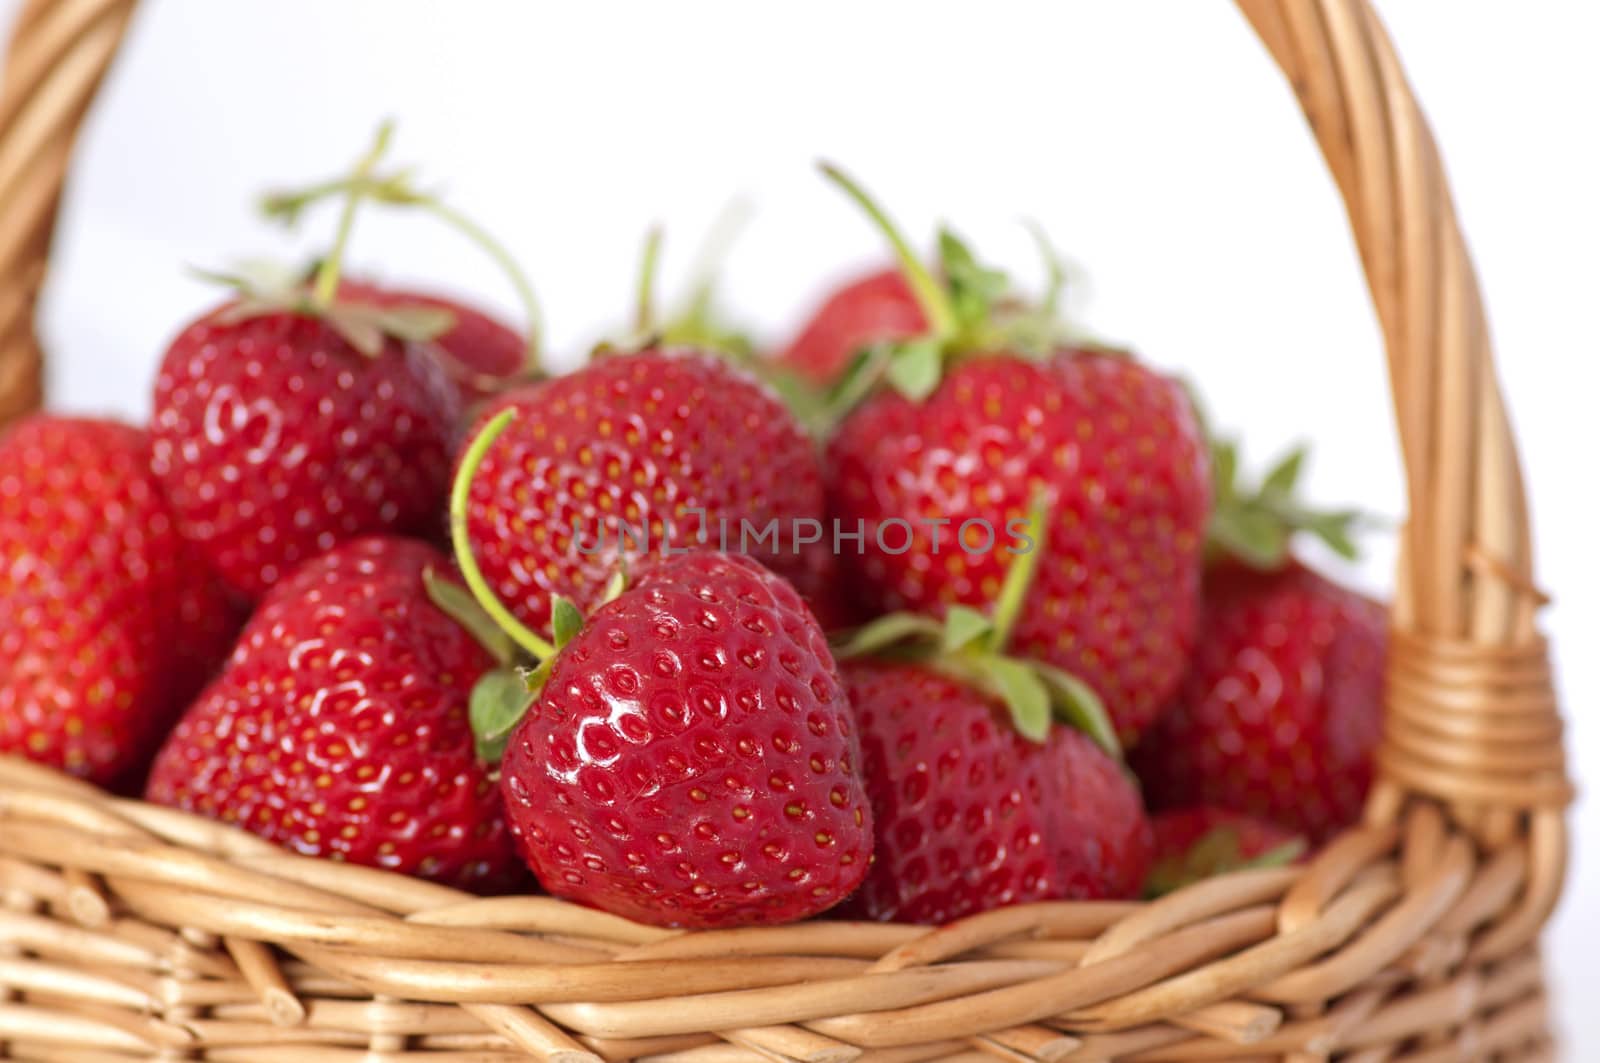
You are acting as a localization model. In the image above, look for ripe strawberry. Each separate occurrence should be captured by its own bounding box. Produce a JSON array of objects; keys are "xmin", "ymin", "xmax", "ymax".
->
[
  {"xmin": 819, "ymin": 167, "xmax": 1210, "ymax": 745},
  {"xmin": 335, "ymin": 278, "xmax": 530, "ymax": 403},
  {"xmin": 842, "ymin": 659, "xmax": 1150, "ymax": 923},
  {"xmin": 1146, "ymin": 806, "xmax": 1305, "ymax": 896},
  {"xmin": 145, "ymin": 537, "xmax": 522, "ymax": 891},
  {"xmin": 150, "ymin": 302, "xmax": 461, "ymax": 599},
  {"xmin": 263, "ymin": 123, "xmax": 545, "ymax": 409},
  {"xmin": 458, "ymin": 349, "xmax": 826, "ymax": 636},
  {"xmin": 494, "ymin": 550, "xmax": 872, "ymax": 927},
  {"xmin": 1131, "ymin": 560, "xmax": 1386, "ymax": 842},
  {"xmin": 776, "ymin": 267, "xmax": 925, "ymax": 383},
  {"xmin": 0, "ymin": 416, "xmax": 236, "ymax": 786}
]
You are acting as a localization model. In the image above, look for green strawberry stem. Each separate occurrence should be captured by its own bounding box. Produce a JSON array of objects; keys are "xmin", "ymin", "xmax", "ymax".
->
[
  {"xmin": 818, "ymin": 162, "xmax": 957, "ymax": 340},
  {"xmin": 449, "ymin": 408, "xmax": 557, "ymax": 661},
  {"xmin": 988, "ymin": 497, "xmax": 1047, "ymax": 654},
  {"xmin": 634, "ymin": 225, "xmax": 664, "ymax": 336},
  {"xmin": 674, "ymin": 196, "xmax": 752, "ymax": 336},
  {"xmin": 1025, "ymin": 219, "xmax": 1066, "ymax": 320},
  {"xmin": 262, "ymin": 132, "xmax": 545, "ymax": 374},
  {"xmin": 310, "ymin": 121, "xmax": 394, "ymax": 310}
]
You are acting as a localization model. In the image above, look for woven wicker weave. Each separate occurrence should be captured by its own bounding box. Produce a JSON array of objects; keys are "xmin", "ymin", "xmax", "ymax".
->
[{"xmin": 0, "ymin": 1, "xmax": 1572, "ymax": 1059}]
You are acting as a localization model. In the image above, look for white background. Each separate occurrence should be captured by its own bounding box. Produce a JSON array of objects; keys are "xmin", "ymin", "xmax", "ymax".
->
[{"xmin": 2, "ymin": 0, "xmax": 1595, "ymax": 1051}]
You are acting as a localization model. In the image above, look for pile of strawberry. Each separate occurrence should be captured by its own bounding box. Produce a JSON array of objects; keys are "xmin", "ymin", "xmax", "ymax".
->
[{"xmin": 0, "ymin": 130, "xmax": 1386, "ymax": 928}]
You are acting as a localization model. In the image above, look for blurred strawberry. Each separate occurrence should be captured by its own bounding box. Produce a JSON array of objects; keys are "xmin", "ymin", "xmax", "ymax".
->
[
  {"xmin": 1132, "ymin": 560, "xmax": 1385, "ymax": 842},
  {"xmin": 830, "ymin": 507, "xmax": 1145, "ymax": 923},
  {"xmin": 818, "ymin": 165, "xmax": 1210, "ymax": 745},
  {"xmin": 0, "ymin": 416, "xmax": 236, "ymax": 786},
  {"xmin": 335, "ymin": 277, "xmax": 531, "ymax": 403},
  {"xmin": 776, "ymin": 267, "xmax": 925, "ymax": 384},
  {"xmin": 843, "ymin": 659, "xmax": 1149, "ymax": 923},
  {"xmin": 1133, "ymin": 436, "xmax": 1384, "ymax": 842}
]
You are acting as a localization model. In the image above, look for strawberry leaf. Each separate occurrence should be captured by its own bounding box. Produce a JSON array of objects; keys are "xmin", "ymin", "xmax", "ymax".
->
[
  {"xmin": 551, "ymin": 596, "xmax": 585, "ymax": 649},
  {"xmin": 980, "ymin": 657, "xmax": 1052, "ymax": 743},
  {"xmin": 940, "ymin": 605, "xmax": 994, "ymax": 654},
  {"xmin": 469, "ymin": 667, "xmax": 538, "ymax": 763},
  {"xmin": 1205, "ymin": 424, "xmax": 1370, "ymax": 570},
  {"xmin": 885, "ymin": 339, "xmax": 945, "ymax": 402},
  {"xmin": 939, "ymin": 228, "xmax": 1009, "ymax": 336},
  {"xmin": 422, "ymin": 567, "xmax": 517, "ymax": 667},
  {"xmin": 1032, "ymin": 661, "xmax": 1120, "ymax": 759},
  {"xmin": 832, "ymin": 612, "xmax": 944, "ymax": 660},
  {"xmin": 823, "ymin": 342, "xmax": 898, "ymax": 423},
  {"xmin": 1260, "ymin": 445, "xmax": 1306, "ymax": 499}
]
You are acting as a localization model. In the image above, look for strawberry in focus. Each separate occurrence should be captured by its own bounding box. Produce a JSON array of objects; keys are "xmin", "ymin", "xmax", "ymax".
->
[
  {"xmin": 843, "ymin": 660, "xmax": 1149, "ymax": 923},
  {"xmin": 458, "ymin": 349, "xmax": 826, "ymax": 636},
  {"xmin": 496, "ymin": 550, "xmax": 873, "ymax": 927},
  {"xmin": 1145, "ymin": 806, "xmax": 1305, "ymax": 896},
  {"xmin": 145, "ymin": 537, "xmax": 522, "ymax": 891},
  {"xmin": 0, "ymin": 416, "xmax": 237, "ymax": 787}
]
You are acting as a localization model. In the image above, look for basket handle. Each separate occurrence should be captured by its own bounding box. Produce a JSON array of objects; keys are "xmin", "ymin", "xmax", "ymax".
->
[{"xmin": 0, "ymin": 1, "xmax": 1567, "ymax": 820}]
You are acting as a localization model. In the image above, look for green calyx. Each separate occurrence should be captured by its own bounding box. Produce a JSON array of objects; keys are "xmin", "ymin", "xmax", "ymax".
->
[
  {"xmin": 1207, "ymin": 437, "xmax": 1365, "ymax": 570},
  {"xmin": 193, "ymin": 263, "xmax": 455, "ymax": 358},
  {"xmin": 260, "ymin": 122, "xmax": 545, "ymax": 377},
  {"xmin": 817, "ymin": 163, "xmax": 1099, "ymax": 424},
  {"xmin": 602, "ymin": 208, "xmax": 759, "ymax": 361},
  {"xmin": 1143, "ymin": 827, "xmax": 1307, "ymax": 898},
  {"xmin": 831, "ymin": 501, "xmax": 1120, "ymax": 758}
]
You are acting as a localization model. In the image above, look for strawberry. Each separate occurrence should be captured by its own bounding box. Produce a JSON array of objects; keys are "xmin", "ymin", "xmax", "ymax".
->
[
  {"xmin": 493, "ymin": 549, "xmax": 872, "ymax": 927},
  {"xmin": 457, "ymin": 349, "xmax": 827, "ymax": 636},
  {"xmin": 145, "ymin": 537, "xmax": 522, "ymax": 891},
  {"xmin": 441, "ymin": 413, "xmax": 871, "ymax": 926},
  {"xmin": 842, "ymin": 659, "xmax": 1150, "ymax": 923},
  {"xmin": 150, "ymin": 302, "xmax": 461, "ymax": 600},
  {"xmin": 0, "ymin": 416, "xmax": 236, "ymax": 786},
  {"xmin": 831, "ymin": 512, "xmax": 1145, "ymax": 923},
  {"xmin": 335, "ymin": 277, "xmax": 531, "ymax": 403},
  {"xmin": 819, "ymin": 166, "xmax": 1210, "ymax": 745},
  {"xmin": 776, "ymin": 267, "xmax": 925, "ymax": 383},
  {"xmin": 262, "ymin": 123, "xmax": 545, "ymax": 409},
  {"xmin": 153, "ymin": 132, "xmax": 488, "ymax": 601},
  {"xmin": 1132, "ymin": 434, "xmax": 1383, "ymax": 843},
  {"xmin": 1131, "ymin": 559, "xmax": 1386, "ymax": 842},
  {"xmin": 1146, "ymin": 806, "xmax": 1305, "ymax": 896}
]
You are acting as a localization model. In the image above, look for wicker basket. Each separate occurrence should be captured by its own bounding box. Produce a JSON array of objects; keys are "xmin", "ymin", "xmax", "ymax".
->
[{"xmin": 0, "ymin": 0, "xmax": 1573, "ymax": 1059}]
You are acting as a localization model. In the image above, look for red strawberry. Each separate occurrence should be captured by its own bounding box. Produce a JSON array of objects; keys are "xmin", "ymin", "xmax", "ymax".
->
[
  {"xmin": 1131, "ymin": 560, "xmax": 1386, "ymax": 842},
  {"xmin": 817, "ymin": 167, "xmax": 1209, "ymax": 745},
  {"xmin": 842, "ymin": 660, "xmax": 1150, "ymax": 923},
  {"xmin": 458, "ymin": 349, "xmax": 826, "ymax": 636},
  {"xmin": 0, "ymin": 416, "xmax": 236, "ymax": 786},
  {"xmin": 145, "ymin": 537, "xmax": 522, "ymax": 891},
  {"xmin": 1146, "ymin": 806, "xmax": 1305, "ymax": 895},
  {"xmin": 263, "ymin": 124, "xmax": 544, "ymax": 409},
  {"xmin": 150, "ymin": 300, "xmax": 462, "ymax": 600},
  {"xmin": 336, "ymin": 278, "xmax": 530, "ymax": 403},
  {"xmin": 495, "ymin": 550, "xmax": 872, "ymax": 927},
  {"xmin": 776, "ymin": 267, "xmax": 925, "ymax": 383}
]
